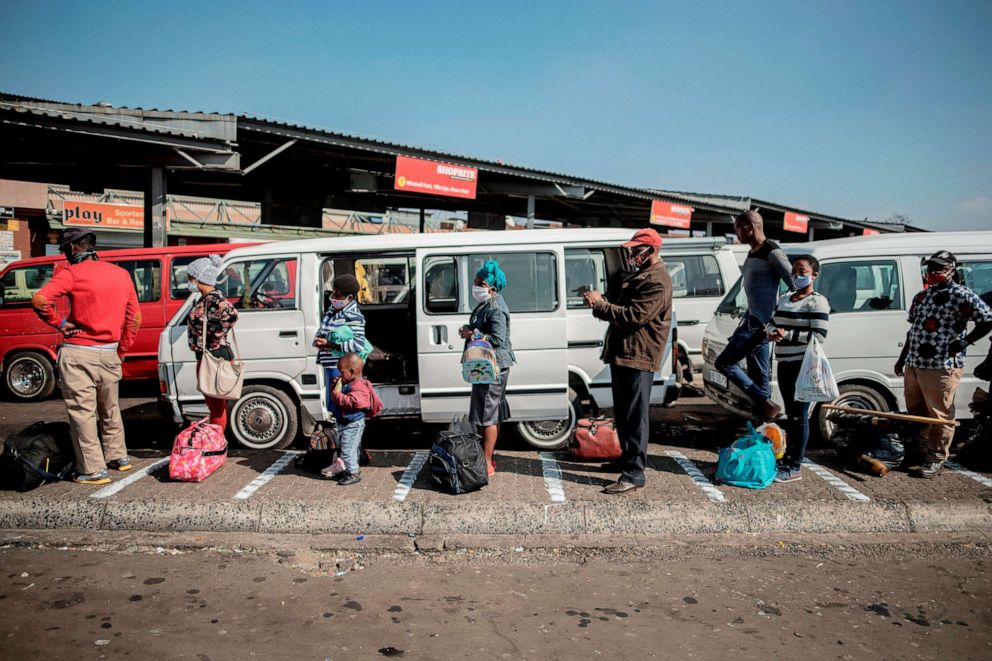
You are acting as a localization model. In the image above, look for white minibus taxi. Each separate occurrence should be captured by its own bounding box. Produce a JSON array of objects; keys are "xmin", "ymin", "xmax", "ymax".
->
[
  {"xmin": 159, "ymin": 229, "xmax": 689, "ymax": 450},
  {"xmin": 701, "ymin": 231, "xmax": 992, "ymax": 438}
]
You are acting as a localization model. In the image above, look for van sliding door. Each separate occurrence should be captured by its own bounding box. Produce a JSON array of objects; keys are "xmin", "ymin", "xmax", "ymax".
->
[{"xmin": 415, "ymin": 245, "xmax": 569, "ymax": 423}]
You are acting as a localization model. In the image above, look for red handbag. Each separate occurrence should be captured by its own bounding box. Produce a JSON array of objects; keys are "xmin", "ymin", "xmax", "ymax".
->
[
  {"xmin": 570, "ymin": 417, "xmax": 621, "ymax": 461},
  {"xmin": 169, "ymin": 418, "xmax": 227, "ymax": 482}
]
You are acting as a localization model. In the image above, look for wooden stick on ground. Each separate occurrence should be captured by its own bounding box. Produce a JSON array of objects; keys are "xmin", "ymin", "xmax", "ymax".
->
[{"xmin": 822, "ymin": 404, "xmax": 960, "ymax": 427}]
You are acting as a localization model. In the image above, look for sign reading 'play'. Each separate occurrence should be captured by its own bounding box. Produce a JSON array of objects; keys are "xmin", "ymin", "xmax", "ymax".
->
[
  {"xmin": 64, "ymin": 201, "xmax": 144, "ymax": 230},
  {"xmin": 394, "ymin": 155, "xmax": 478, "ymax": 200},
  {"xmin": 649, "ymin": 200, "xmax": 693, "ymax": 229}
]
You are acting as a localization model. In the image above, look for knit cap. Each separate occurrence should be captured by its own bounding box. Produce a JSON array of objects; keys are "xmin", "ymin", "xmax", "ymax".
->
[{"xmin": 187, "ymin": 254, "xmax": 224, "ymax": 286}]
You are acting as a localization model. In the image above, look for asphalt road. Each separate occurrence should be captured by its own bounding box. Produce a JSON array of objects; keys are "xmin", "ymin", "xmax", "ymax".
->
[{"xmin": 0, "ymin": 544, "xmax": 989, "ymax": 660}]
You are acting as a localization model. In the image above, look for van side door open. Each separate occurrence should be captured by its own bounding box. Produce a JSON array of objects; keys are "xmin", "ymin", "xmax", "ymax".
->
[{"xmin": 415, "ymin": 245, "xmax": 569, "ymax": 423}]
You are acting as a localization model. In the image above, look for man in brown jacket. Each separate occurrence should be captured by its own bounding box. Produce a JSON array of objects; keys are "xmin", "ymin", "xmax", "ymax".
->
[{"xmin": 583, "ymin": 228, "xmax": 673, "ymax": 494}]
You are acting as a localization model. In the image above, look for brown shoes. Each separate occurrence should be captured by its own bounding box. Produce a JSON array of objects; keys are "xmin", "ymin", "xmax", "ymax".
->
[
  {"xmin": 760, "ymin": 400, "xmax": 783, "ymax": 421},
  {"xmin": 603, "ymin": 480, "xmax": 642, "ymax": 495}
]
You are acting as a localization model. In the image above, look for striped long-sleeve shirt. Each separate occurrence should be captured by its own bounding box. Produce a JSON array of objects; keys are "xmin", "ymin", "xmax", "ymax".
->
[
  {"xmin": 767, "ymin": 292, "xmax": 830, "ymax": 363},
  {"xmin": 315, "ymin": 300, "xmax": 366, "ymax": 367}
]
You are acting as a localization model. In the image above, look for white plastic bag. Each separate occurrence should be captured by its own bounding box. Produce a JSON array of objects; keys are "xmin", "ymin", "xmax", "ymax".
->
[{"xmin": 795, "ymin": 335, "xmax": 839, "ymax": 403}]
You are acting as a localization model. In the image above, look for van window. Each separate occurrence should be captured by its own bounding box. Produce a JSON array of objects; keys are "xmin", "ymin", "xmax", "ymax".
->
[
  {"xmin": 565, "ymin": 249, "xmax": 607, "ymax": 308},
  {"xmin": 664, "ymin": 254, "xmax": 723, "ymax": 298},
  {"xmin": 169, "ymin": 256, "xmax": 199, "ymax": 299},
  {"xmin": 321, "ymin": 255, "xmax": 414, "ymax": 307},
  {"xmin": 716, "ymin": 276, "xmax": 747, "ymax": 317},
  {"xmin": 467, "ymin": 252, "xmax": 558, "ymax": 313},
  {"xmin": 0, "ymin": 264, "xmax": 53, "ymax": 306},
  {"xmin": 110, "ymin": 260, "xmax": 161, "ymax": 303},
  {"xmin": 424, "ymin": 256, "xmax": 458, "ymax": 314},
  {"xmin": 225, "ymin": 258, "xmax": 298, "ymax": 311},
  {"xmin": 957, "ymin": 261, "xmax": 992, "ymax": 299},
  {"xmin": 816, "ymin": 260, "xmax": 902, "ymax": 313}
]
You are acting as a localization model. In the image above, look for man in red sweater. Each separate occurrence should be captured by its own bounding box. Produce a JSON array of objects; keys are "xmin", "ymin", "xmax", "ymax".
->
[{"xmin": 32, "ymin": 229, "xmax": 141, "ymax": 484}]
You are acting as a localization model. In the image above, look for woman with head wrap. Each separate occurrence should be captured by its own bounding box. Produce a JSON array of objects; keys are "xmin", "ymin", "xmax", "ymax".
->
[{"xmin": 458, "ymin": 259, "xmax": 516, "ymax": 476}]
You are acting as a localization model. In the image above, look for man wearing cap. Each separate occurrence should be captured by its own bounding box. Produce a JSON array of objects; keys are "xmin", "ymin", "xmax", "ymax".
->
[
  {"xmin": 32, "ymin": 229, "xmax": 141, "ymax": 485},
  {"xmin": 714, "ymin": 209, "xmax": 794, "ymax": 421},
  {"xmin": 895, "ymin": 250, "xmax": 992, "ymax": 478},
  {"xmin": 583, "ymin": 228, "xmax": 673, "ymax": 494}
]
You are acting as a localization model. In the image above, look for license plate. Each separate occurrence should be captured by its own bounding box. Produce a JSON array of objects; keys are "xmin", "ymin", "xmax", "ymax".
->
[{"xmin": 707, "ymin": 369, "xmax": 728, "ymax": 388}]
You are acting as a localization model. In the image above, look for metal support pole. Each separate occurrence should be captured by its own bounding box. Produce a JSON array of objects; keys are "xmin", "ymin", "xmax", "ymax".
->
[
  {"xmin": 809, "ymin": 226, "xmax": 816, "ymax": 242},
  {"xmin": 526, "ymin": 195, "xmax": 535, "ymax": 229},
  {"xmin": 143, "ymin": 167, "xmax": 168, "ymax": 248},
  {"xmin": 419, "ymin": 208, "xmax": 426, "ymax": 233},
  {"xmin": 705, "ymin": 221, "xmax": 713, "ymax": 237}
]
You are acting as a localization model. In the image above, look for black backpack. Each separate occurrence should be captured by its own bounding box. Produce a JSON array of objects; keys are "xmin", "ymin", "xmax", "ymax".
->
[
  {"xmin": 0, "ymin": 421, "xmax": 76, "ymax": 492},
  {"xmin": 429, "ymin": 430, "xmax": 488, "ymax": 495}
]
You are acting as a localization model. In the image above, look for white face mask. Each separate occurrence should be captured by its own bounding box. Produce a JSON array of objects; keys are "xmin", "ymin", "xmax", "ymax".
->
[
  {"xmin": 187, "ymin": 281, "xmax": 199, "ymax": 294},
  {"xmin": 472, "ymin": 286, "xmax": 492, "ymax": 303}
]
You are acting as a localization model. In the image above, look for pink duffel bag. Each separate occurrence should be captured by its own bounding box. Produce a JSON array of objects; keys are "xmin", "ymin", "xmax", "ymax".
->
[{"xmin": 169, "ymin": 418, "xmax": 228, "ymax": 482}]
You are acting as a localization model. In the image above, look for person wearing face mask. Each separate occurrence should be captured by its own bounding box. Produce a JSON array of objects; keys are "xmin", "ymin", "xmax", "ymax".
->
[
  {"xmin": 458, "ymin": 259, "xmax": 515, "ymax": 477},
  {"xmin": 31, "ymin": 228, "xmax": 141, "ymax": 484},
  {"xmin": 765, "ymin": 255, "xmax": 830, "ymax": 483},
  {"xmin": 895, "ymin": 251, "xmax": 992, "ymax": 478},
  {"xmin": 186, "ymin": 255, "xmax": 239, "ymax": 432},
  {"xmin": 314, "ymin": 274, "xmax": 367, "ymax": 413},
  {"xmin": 583, "ymin": 228, "xmax": 672, "ymax": 494}
]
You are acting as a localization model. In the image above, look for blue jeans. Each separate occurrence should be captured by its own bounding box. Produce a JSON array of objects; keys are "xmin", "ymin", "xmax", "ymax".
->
[
  {"xmin": 715, "ymin": 316, "xmax": 771, "ymax": 406},
  {"xmin": 777, "ymin": 360, "xmax": 810, "ymax": 472},
  {"xmin": 337, "ymin": 417, "xmax": 366, "ymax": 474}
]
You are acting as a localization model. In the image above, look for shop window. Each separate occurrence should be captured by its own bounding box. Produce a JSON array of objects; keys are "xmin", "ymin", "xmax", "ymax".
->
[
  {"xmin": 0, "ymin": 264, "xmax": 53, "ymax": 306},
  {"xmin": 225, "ymin": 258, "xmax": 298, "ymax": 311},
  {"xmin": 816, "ymin": 260, "xmax": 901, "ymax": 313},
  {"xmin": 109, "ymin": 260, "xmax": 161, "ymax": 303},
  {"xmin": 565, "ymin": 249, "xmax": 607, "ymax": 309}
]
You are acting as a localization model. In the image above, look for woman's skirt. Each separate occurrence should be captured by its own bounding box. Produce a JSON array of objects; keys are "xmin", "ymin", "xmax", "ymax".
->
[{"xmin": 468, "ymin": 368, "xmax": 511, "ymax": 427}]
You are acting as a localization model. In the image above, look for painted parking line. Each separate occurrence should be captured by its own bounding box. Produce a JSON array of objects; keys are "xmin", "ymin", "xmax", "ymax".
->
[
  {"xmin": 665, "ymin": 450, "xmax": 727, "ymax": 503},
  {"xmin": 393, "ymin": 451, "xmax": 429, "ymax": 502},
  {"xmin": 801, "ymin": 458, "xmax": 871, "ymax": 502},
  {"xmin": 946, "ymin": 461, "xmax": 992, "ymax": 489},
  {"xmin": 539, "ymin": 452, "xmax": 566, "ymax": 503},
  {"xmin": 90, "ymin": 458, "xmax": 170, "ymax": 499},
  {"xmin": 233, "ymin": 452, "xmax": 298, "ymax": 500}
]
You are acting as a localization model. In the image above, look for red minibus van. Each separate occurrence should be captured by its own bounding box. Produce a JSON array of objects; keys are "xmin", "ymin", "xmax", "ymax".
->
[{"xmin": 0, "ymin": 244, "xmax": 247, "ymax": 401}]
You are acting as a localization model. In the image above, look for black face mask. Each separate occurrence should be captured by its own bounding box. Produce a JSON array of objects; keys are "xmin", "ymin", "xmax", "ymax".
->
[{"xmin": 62, "ymin": 248, "xmax": 95, "ymax": 265}]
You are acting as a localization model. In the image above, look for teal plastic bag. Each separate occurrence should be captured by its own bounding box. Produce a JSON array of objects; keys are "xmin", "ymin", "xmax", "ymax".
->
[{"xmin": 715, "ymin": 423, "xmax": 777, "ymax": 489}]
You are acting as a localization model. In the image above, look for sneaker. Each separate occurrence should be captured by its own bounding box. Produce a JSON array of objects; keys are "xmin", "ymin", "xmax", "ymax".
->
[
  {"xmin": 320, "ymin": 457, "xmax": 346, "ymax": 478},
  {"xmin": 108, "ymin": 457, "xmax": 133, "ymax": 471},
  {"xmin": 911, "ymin": 461, "xmax": 944, "ymax": 479},
  {"xmin": 774, "ymin": 468, "xmax": 802, "ymax": 483},
  {"xmin": 337, "ymin": 472, "xmax": 362, "ymax": 486},
  {"xmin": 73, "ymin": 470, "xmax": 110, "ymax": 485}
]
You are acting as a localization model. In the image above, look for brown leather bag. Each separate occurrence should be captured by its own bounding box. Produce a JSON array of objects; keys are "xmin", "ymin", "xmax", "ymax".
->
[{"xmin": 570, "ymin": 417, "xmax": 621, "ymax": 461}]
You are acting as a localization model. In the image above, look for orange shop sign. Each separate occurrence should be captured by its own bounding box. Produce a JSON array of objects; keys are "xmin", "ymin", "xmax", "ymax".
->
[
  {"xmin": 649, "ymin": 200, "xmax": 693, "ymax": 229},
  {"xmin": 783, "ymin": 212, "xmax": 809, "ymax": 234},
  {"xmin": 394, "ymin": 156, "xmax": 478, "ymax": 200},
  {"xmin": 863, "ymin": 228, "xmax": 880, "ymax": 236},
  {"xmin": 63, "ymin": 201, "xmax": 144, "ymax": 230}
]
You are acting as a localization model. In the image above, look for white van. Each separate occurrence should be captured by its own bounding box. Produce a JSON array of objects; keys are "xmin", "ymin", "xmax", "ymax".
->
[
  {"xmin": 701, "ymin": 231, "xmax": 992, "ymax": 438},
  {"xmin": 158, "ymin": 228, "xmax": 688, "ymax": 450}
]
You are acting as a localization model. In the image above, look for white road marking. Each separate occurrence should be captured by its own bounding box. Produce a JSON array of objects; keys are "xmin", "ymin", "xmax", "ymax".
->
[
  {"xmin": 393, "ymin": 451, "xmax": 429, "ymax": 502},
  {"xmin": 232, "ymin": 452, "xmax": 297, "ymax": 500},
  {"xmin": 802, "ymin": 459, "xmax": 871, "ymax": 502},
  {"xmin": 946, "ymin": 461, "xmax": 992, "ymax": 489},
  {"xmin": 665, "ymin": 450, "xmax": 727, "ymax": 503},
  {"xmin": 538, "ymin": 452, "xmax": 567, "ymax": 503},
  {"xmin": 90, "ymin": 458, "xmax": 169, "ymax": 499}
]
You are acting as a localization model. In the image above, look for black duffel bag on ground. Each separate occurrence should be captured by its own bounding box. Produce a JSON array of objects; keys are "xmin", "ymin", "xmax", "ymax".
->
[
  {"xmin": 0, "ymin": 421, "xmax": 75, "ymax": 492},
  {"xmin": 429, "ymin": 430, "xmax": 488, "ymax": 495}
]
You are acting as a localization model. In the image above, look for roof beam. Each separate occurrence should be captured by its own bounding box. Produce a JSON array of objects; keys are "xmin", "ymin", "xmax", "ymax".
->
[{"xmin": 242, "ymin": 139, "xmax": 297, "ymax": 175}]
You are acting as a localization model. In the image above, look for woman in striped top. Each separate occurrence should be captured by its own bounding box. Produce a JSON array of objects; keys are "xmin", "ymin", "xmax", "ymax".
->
[{"xmin": 766, "ymin": 255, "xmax": 830, "ymax": 483}]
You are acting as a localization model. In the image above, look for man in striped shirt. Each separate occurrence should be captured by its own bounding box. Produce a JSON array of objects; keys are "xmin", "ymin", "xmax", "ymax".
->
[{"xmin": 766, "ymin": 255, "xmax": 830, "ymax": 483}]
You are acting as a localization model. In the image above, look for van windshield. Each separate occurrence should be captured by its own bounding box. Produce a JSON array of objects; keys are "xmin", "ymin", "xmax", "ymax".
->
[{"xmin": 715, "ymin": 276, "xmax": 746, "ymax": 317}]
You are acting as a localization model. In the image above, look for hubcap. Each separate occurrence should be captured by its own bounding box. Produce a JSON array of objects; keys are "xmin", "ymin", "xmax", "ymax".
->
[
  {"xmin": 8, "ymin": 359, "xmax": 45, "ymax": 397},
  {"xmin": 521, "ymin": 406, "xmax": 577, "ymax": 448},
  {"xmin": 236, "ymin": 396, "xmax": 284, "ymax": 446}
]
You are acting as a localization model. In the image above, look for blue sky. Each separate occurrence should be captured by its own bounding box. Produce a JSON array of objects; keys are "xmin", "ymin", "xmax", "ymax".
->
[{"xmin": 1, "ymin": 1, "xmax": 990, "ymax": 230}]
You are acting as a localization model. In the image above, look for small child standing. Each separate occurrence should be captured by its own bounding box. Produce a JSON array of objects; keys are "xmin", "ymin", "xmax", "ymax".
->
[
  {"xmin": 326, "ymin": 353, "xmax": 382, "ymax": 485},
  {"xmin": 314, "ymin": 274, "xmax": 367, "ymax": 412}
]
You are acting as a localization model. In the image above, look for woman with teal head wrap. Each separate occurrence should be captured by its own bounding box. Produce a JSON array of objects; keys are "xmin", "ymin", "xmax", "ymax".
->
[{"xmin": 458, "ymin": 258, "xmax": 516, "ymax": 477}]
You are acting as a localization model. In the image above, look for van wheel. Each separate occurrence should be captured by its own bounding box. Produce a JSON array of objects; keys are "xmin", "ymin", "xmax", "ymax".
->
[
  {"xmin": 516, "ymin": 388, "xmax": 582, "ymax": 450},
  {"xmin": 4, "ymin": 352, "xmax": 56, "ymax": 401},
  {"xmin": 229, "ymin": 385, "xmax": 298, "ymax": 450},
  {"xmin": 816, "ymin": 383, "xmax": 890, "ymax": 441}
]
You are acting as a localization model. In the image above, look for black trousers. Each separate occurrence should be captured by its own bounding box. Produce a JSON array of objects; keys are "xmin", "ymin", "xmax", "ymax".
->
[{"xmin": 610, "ymin": 364, "xmax": 654, "ymax": 486}]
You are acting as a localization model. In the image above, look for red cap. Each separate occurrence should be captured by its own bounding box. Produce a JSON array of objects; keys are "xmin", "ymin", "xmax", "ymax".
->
[{"xmin": 622, "ymin": 228, "xmax": 663, "ymax": 249}]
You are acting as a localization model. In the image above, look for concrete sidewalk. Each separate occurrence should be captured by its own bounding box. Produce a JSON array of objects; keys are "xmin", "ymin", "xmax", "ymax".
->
[{"xmin": 2, "ymin": 442, "xmax": 990, "ymax": 541}]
